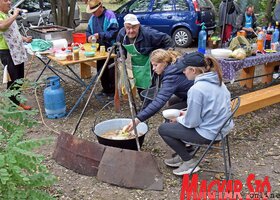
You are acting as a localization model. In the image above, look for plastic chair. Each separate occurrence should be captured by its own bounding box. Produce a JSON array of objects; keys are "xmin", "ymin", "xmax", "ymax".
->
[{"xmin": 186, "ymin": 96, "xmax": 241, "ymax": 180}]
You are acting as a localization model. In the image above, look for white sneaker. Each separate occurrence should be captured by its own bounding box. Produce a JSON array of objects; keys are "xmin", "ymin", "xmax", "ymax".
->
[
  {"xmin": 172, "ymin": 159, "xmax": 200, "ymax": 176},
  {"xmin": 273, "ymin": 73, "xmax": 280, "ymax": 79},
  {"xmin": 164, "ymin": 154, "xmax": 183, "ymax": 167}
]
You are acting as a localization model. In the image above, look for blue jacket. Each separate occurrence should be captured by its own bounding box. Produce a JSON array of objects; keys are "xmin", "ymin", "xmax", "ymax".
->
[
  {"xmin": 137, "ymin": 64, "xmax": 194, "ymax": 122},
  {"xmin": 86, "ymin": 8, "xmax": 119, "ymax": 48},
  {"xmin": 177, "ymin": 72, "xmax": 233, "ymax": 141},
  {"xmin": 116, "ymin": 25, "xmax": 175, "ymax": 56}
]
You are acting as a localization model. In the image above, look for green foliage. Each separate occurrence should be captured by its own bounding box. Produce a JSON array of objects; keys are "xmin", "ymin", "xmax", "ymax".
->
[
  {"xmin": 0, "ymin": 80, "xmax": 57, "ymax": 200},
  {"xmin": 211, "ymin": 0, "xmax": 221, "ymax": 12}
]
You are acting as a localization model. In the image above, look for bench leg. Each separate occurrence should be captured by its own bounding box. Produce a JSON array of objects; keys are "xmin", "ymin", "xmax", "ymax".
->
[
  {"xmin": 239, "ymin": 66, "xmax": 255, "ymax": 89},
  {"xmin": 262, "ymin": 61, "xmax": 280, "ymax": 84},
  {"xmin": 80, "ymin": 62, "xmax": 92, "ymax": 79}
]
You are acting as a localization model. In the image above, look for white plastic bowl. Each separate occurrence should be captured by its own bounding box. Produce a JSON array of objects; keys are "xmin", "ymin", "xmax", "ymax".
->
[
  {"xmin": 211, "ymin": 49, "xmax": 232, "ymax": 59},
  {"xmin": 162, "ymin": 109, "xmax": 180, "ymax": 119}
]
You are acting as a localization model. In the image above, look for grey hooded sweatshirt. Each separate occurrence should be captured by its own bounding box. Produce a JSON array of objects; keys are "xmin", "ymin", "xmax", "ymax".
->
[{"xmin": 177, "ymin": 72, "xmax": 234, "ymax": 141}]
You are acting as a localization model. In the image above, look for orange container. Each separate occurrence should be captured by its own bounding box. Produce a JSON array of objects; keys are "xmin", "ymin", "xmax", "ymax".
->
[
  {"xmin": 257, "ymin": 39, "xmax": 264, "ymax": 51},
  {"xmin": 72, "ymin": 33, "xmax": 86, "ymax": 44}
]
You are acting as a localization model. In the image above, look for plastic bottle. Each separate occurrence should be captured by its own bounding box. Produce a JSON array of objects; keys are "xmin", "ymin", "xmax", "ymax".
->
[
  {"xmin": 262, "ymin": 27, "xmax": 267, "ymax": 48},
  {"xmin": 265, "ymin": 26, "xmax": 273, "ymax": 49},
  {"xmin": 257, "ymin": 30, "xmax": 264, "ymax": 51},
  {"xmin": 272, "ymin": 27, "xmax": 279, "ymax": 43},
  {"xmin": 271, "ymin": 27, "xmax": 279, "ymax": 50},
  {"xmin": 198, "ymin": 23, "xmax": 207, "ymax": 54},
  {"xmin": 91, "ymin": 35, "xmax": 97, "ymax": 52}
]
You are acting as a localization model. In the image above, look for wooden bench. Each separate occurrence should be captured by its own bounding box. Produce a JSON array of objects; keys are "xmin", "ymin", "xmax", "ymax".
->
[{"xmin": 235, "ymin": 84, "xmax": 280, "ymax": 117}]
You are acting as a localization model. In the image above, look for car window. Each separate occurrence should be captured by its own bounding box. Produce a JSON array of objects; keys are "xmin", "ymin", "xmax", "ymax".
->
[
  {"xmin": 174, "ymin": 0, "xmax": 189, "ymax": 11},
  {"xmin": 17, "ymin": 0, "xmax": 51, "ymax": 12},
  {"xmin": 153, "ymin": 0, "xmax": 174, "ymax": 12},
  {"xmin": 129, "ymin": 0, "xmax": 150, "ymax": 13}
]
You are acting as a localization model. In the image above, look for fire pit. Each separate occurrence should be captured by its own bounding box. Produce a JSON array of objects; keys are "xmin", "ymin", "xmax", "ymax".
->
[{"xmin": 29, "ymin": 25, "xmax": 74, "ymax": 44}]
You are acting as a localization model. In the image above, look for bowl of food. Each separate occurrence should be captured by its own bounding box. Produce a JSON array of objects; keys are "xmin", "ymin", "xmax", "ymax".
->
[
  {"xmin": 211, "ymin": 49, "xmax": 233, "ymax": 59},
  {"xmin": 84, "ymin": 51, "xmax": 95, "ymax": 57},
  {"xmin": 93, "ymin": 118, "xmax": 148, "ymax": 150},
  {"xmin": 162, "ymin": 109, "xmax": 180, "ymax": 119}
]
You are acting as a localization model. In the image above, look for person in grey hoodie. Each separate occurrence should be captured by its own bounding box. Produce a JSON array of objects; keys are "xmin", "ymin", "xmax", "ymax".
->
[{"xmin": 158, "ymin": 52, "xmax": 233, "ymax": 176}]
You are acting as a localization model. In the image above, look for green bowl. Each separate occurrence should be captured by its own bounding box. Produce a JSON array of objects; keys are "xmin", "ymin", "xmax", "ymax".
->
[{"xmin": 84, "ymin": 51, "xmax": 95, "ymax": 57}]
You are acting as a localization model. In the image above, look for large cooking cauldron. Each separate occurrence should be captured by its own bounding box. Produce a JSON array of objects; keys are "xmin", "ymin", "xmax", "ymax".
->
[{"xmin": 93, "ymin": 118, "xmax": 148, "ymax": 151}]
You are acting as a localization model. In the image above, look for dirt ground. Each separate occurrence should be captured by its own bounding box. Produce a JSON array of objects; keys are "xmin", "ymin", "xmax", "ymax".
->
[{"xmin": 3, "ymin": 49, "xmax": 280, "ymax": 200}]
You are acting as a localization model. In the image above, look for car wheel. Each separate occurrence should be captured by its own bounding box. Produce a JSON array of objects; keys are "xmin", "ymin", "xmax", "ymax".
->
[{"xmin": 172, "ymin": 28, "xmax": 192, "ymax": 48}]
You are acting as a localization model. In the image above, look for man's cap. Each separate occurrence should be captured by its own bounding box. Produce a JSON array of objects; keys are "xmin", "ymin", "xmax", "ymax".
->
[
  {"xmin": 175, "ymin": 51, "xmax": 206, "ymax": 71},
  {"xmin": 124, "ymin": 14, "xmax": 140, "ymax": 25},
  {"xmin": 86, "ymin": 0, "xmax": 102, "ymax": 13}
]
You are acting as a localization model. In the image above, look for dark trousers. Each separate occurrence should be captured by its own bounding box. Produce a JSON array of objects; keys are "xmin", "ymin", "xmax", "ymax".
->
[
  {"xmin": 158, "ymin": 122, "xmax": 211, "ymax": 161},
  {"xmin": 96, "ymin": 58, "xmax": 115, "ymax": 94},
  {"xmin": 167, "ymin": 95, "xmax": 187, "ymax": 110},
  {"xmin": 0, "ymin": 50, "xmax": 24, "ymax": 105}
]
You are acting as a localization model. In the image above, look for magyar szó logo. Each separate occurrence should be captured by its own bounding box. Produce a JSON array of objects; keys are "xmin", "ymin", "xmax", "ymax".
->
[{"xmin": 180, "ymin": 174, "xmax": 275, "ymax": 200}]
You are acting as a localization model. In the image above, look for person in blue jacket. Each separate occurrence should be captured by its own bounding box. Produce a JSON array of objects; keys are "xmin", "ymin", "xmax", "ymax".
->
[
  {"xmin": 86, "ymin": 0, "xmax": 119, "ymax": 96},
  {"xmin": 158, "ymin": 52, "xmax": 233, "ymax": 176},
  {"xmin": 116, "ymin": 14, "xmax": 175, "ymax": 99},
  {"xmin": 124, "ymin": 49, "xmax": 194, "ymax": 131}
]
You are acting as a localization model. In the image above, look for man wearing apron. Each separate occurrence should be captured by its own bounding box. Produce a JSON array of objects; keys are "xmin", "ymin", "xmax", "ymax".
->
[
  {"xmin": 117, "ymin": 14, "xmax": 175, "ymax": 102},
  {"xmin": 0, "ymin": 1, "xmax": 32, "ymax": 110}
]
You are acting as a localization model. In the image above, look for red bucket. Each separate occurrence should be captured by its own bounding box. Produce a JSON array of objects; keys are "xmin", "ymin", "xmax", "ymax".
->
[{"xmin": 72, "ymin": 33, "xmax": 86, "ymax": 44}]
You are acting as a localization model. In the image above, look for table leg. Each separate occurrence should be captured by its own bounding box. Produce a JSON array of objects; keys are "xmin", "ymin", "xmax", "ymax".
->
[
  {"xmin": 66, "ymin": 74, "xmax": 98, "ymax": 118},
  {"xmin": 80, "ymin": 62, "xmax": 92, "ymax": 79},
  {"xmin": 239, "ymin": 66, "xmax": 255, "ymax": 89},
  {"xmin": 35, "ymin": 57, "xmax": 65, "ymax": 82},
  {"xmin": 262, "ymin": 61, "xmax": 280, "ymax": 84}
]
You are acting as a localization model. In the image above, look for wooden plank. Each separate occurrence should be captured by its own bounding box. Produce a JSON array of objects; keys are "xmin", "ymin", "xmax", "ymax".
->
[
  {"xmin": 239, "ymin": 66, "xmax": 255, "ymax": 89},
  {"xmin": 80, "ymin": 61, "xmax": 97, "ymax": 79},
  {"xmin": 80, "ymin": 62, "xmax": 92, "ymax": 79},
  {"xmin": 235, "ymin": 84, "xmax": 280, "ymax": 117}
]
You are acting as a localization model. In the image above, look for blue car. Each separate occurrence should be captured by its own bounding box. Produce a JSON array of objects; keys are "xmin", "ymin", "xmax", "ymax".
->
[{"xmin": 115, "ymin": 0, "xmax": 216, "ymax": 47}]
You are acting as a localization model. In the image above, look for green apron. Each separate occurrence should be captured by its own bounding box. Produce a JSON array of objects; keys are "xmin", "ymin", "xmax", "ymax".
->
[{"xmin": 123, "ymin": 37, "xmax": 152, "ymax": 89}]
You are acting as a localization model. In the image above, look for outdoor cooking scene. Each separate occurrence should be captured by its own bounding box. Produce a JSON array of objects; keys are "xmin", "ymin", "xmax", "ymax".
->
[{"xmin": 0, "ymin": 0, "xmax": 280, "ymax": 199}]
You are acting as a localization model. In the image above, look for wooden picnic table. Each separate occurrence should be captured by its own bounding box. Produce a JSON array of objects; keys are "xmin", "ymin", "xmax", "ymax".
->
[
  {"xmin": 47, "ymin": 51, "xmax": 116, "ymax": 79},
  {"xmin": 218, "ymin": 51, "xmax": 280, "ymax": 88}
]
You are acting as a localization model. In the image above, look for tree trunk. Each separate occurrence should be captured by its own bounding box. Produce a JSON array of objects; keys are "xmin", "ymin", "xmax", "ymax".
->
[
  {"xmin": 50, "ymin": 0, "xmax": 58, "ymax": 24},
  {"xmin": 49, "ymin": 0, "xmax": 77, "ymax": 28},
  {"xmin": 69, "ymin": 0, "xmax": 77, "ymax": 28},
  {"xmin": 266, "ymin": 0, "xmax": 276, "ymax": 24}
]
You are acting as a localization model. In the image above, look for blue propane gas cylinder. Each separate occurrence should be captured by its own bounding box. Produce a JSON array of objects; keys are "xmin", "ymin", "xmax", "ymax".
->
[
  {"xmin": 43, "ymin": 76, "xmax": 66, "ymax": 119},
  {"xmin": 198, "ymin": 22, "xmax": 207, "ymax": 54}
]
